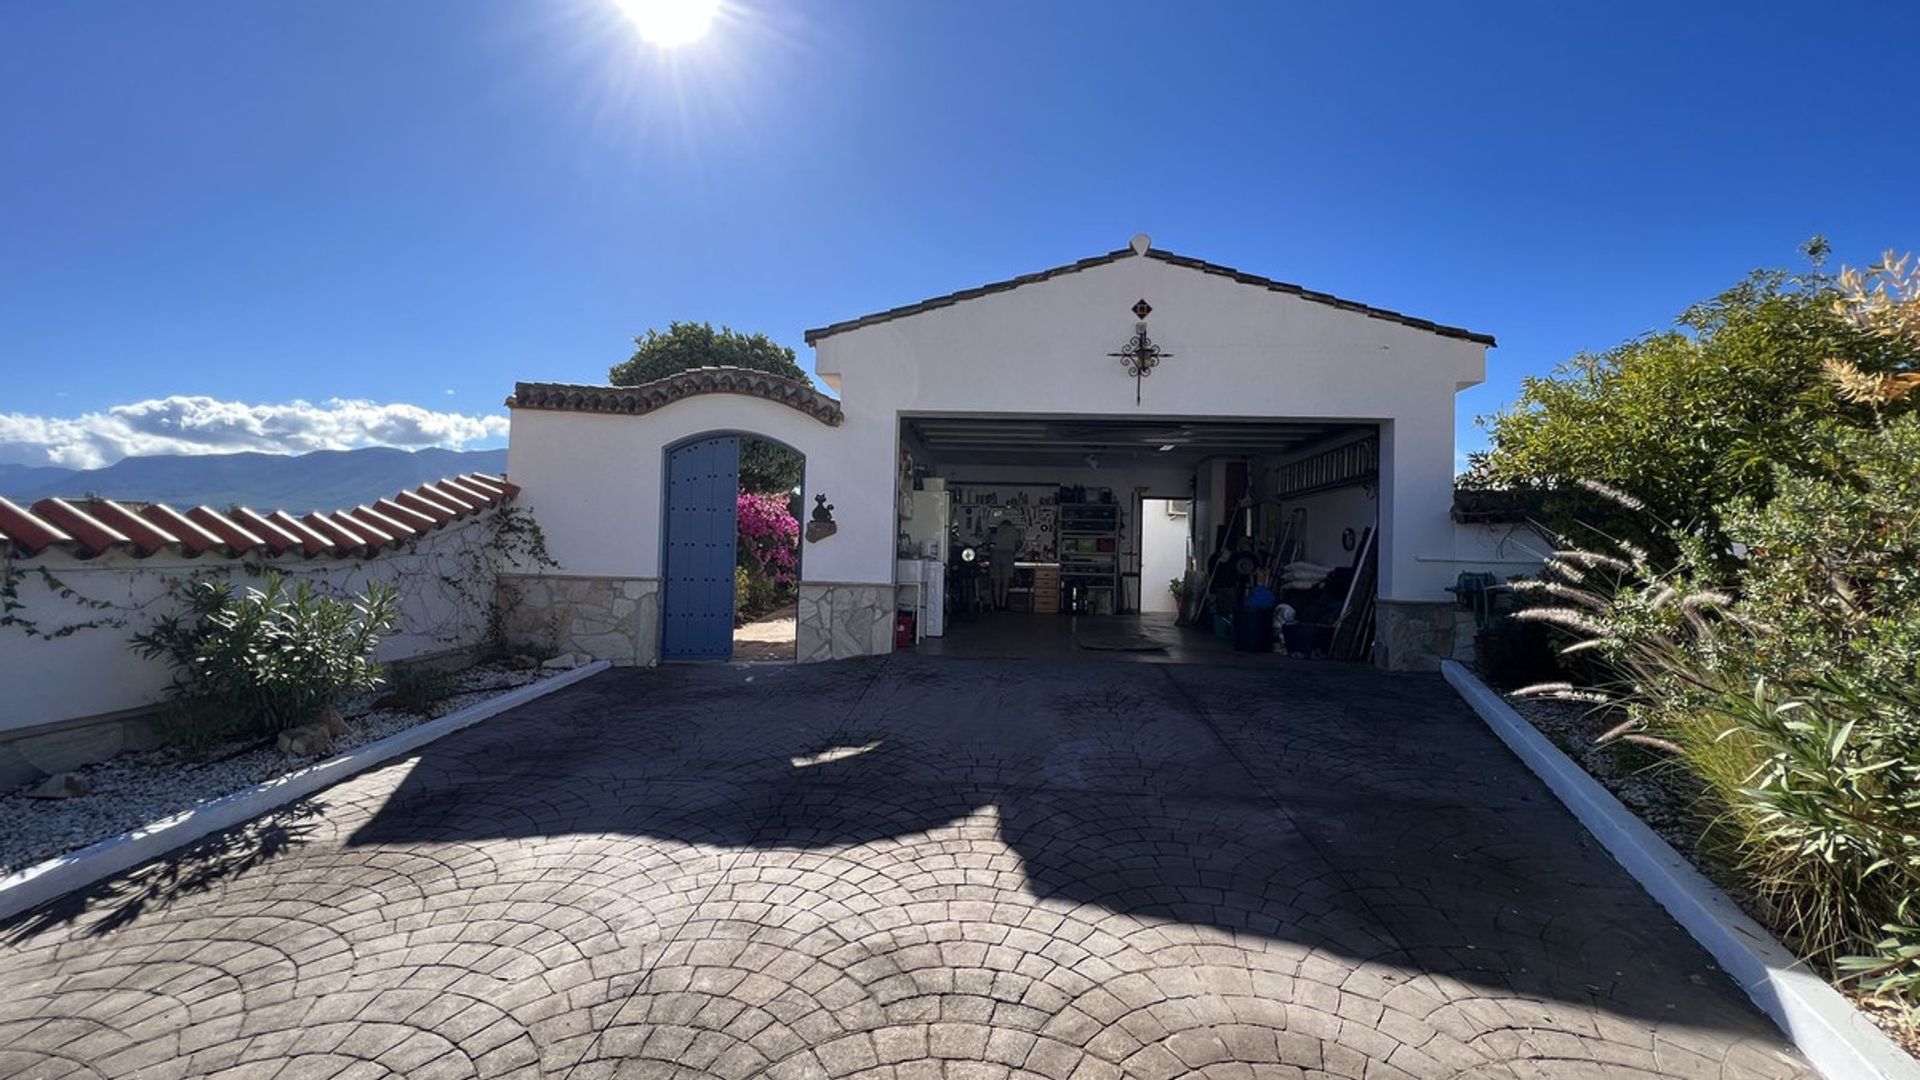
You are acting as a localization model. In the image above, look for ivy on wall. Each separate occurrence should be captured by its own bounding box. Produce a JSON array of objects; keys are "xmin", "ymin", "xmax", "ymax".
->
[{"xmin": 0, "ymin": 505, "xmax": 558, "ymax": 657}]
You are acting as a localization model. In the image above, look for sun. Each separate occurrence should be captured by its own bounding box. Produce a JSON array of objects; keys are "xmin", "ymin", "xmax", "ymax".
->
[{"xmin": 613, "ymin": 0, "xmax": 720, "ymax": 48}]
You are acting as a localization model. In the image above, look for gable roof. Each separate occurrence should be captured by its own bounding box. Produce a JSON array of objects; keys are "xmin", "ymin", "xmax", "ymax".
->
[{"xmin": 802, "ymin": 246, "xmax": 1496, "ymax": 347}]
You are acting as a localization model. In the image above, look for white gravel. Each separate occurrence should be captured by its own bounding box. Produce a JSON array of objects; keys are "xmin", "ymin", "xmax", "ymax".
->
[
  {"xmin": 0, "ymin": 663, "xmax": 543, "ymax": 876},
  {"xmin": 1505, "ymin": 694, "xmax": 1711, "ymax": 855}
]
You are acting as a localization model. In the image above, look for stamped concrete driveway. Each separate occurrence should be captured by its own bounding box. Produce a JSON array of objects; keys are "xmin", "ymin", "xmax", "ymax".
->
[{"xmin": 1, "ymin": 655, "xmax": 1811, "ymax": 1080}]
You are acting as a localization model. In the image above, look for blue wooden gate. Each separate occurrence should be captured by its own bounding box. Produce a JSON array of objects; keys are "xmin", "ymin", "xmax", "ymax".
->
[{"xmin": 662, "ymin": 436, "xmax": 740, "ymax": 661}]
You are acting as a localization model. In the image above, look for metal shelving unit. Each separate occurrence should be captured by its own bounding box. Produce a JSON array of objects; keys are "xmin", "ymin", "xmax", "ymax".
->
[{"xmin": 1058, "ymin": 497, "xmax": 1119, "ymax": 615}]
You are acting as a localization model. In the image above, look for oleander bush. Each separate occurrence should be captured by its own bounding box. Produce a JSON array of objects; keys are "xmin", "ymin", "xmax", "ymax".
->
[{"xmin": 132, "ymin": 573, "xmax": 399, "ymax": 739}]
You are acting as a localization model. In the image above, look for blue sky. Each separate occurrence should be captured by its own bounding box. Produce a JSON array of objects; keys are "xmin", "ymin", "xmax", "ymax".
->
[{"xmin": 2, "ymin": 1, "xmax": 1915, "ymax": 468}]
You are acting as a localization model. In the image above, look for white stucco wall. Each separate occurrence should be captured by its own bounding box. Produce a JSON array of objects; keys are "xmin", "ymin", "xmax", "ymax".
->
[
  {"xmin": 1279, "ymin": 484, "xmax": 1380, "ymax": 567},
  {"xmin": 0, "ymin": 518, "xmax": 497, "ymax": 737},
  {"xmin": 814, "ymin": 252, "xmax": 1486, "ymax": 604},
  {"xmin": 508, "ymin": 248, "xmax": 1487, "ymax": 621},
  {"xmin": 506, "ymin": 396, "xmax": 879, "ymax": 586},
  {"xmin": 1433, "ymin": 521, "xmax": 1553, "ymax": 579}
]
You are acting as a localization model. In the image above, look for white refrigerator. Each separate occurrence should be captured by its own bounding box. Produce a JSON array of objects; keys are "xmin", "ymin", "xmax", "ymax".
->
[
  {"xmin": 919, "ymin": 557, "xmax": 945, "ymax": 637},
  {"xmin": 903, "ymin": 490, "xmax": 949, "ymax": 636},
  {"xmin": 903, "ymin": 490, "xmax": 949, "ymax": 558}
]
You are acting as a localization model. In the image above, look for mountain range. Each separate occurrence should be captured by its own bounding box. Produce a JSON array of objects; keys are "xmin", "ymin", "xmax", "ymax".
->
[{"xmin": 0, "ymin": 447, "xmax": 509, "ymax": 511}]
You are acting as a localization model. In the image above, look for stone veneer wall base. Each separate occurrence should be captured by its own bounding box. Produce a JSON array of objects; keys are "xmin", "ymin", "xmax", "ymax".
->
[
  {"xmin": 796, "ymin": 583, "xmax": 895, "ymax": 663},
  {"xmin": 1374, "ymin": 598, "xmax": 1470, "ymax": 672},
  {"xmin": 498, "ymin": 574, "xmax": 660, "ymax": 666}
]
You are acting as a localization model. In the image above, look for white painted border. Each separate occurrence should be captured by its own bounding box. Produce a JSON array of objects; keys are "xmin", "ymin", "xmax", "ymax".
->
[
  {"xmin": 1442, "ymin": 660, "xmax": 1919, "ymax": 1080},
  {"xmin": 0, "ymin": 661, "xmax": 610, "ymax": 924}
]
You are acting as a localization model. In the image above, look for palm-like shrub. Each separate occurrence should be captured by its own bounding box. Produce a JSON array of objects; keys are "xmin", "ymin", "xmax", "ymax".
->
[{"xmin": 132, "ymin": 573, "xmax": 399, "ymax": 739}]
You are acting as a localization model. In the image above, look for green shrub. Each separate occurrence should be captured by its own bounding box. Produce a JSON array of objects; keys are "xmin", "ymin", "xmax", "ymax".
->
[
  {"xmin": 132, "ymin": 573, "xmax": 399, "ymax": 739},
  {"xmin": 1515, "ymin": 463, "xmax": 1920, "ymax": 1004},
  {"xmin": 1472, "ymin": 614, "xmax": 1564, "ymax": 689},
  {"xmin": 381, "ymin": 663, "xmax": 459, "ymax": 716}
]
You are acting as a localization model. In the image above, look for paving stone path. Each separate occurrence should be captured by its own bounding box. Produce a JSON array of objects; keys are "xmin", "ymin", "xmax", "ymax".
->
[{"xmin": 0, "ymin": 655, "xmax": 1812, "ymax": 1079}]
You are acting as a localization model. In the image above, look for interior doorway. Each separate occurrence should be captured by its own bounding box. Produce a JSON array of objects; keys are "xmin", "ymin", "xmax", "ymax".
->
[{"xmin": 1138, "ymin": 498, "xmax": 1190, "ymax": 614}]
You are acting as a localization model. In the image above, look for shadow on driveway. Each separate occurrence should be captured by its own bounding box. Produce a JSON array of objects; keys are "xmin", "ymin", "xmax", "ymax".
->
[{"xmin": 346, "ymin": 655, "xmax": 1792, "ymax": 1038}]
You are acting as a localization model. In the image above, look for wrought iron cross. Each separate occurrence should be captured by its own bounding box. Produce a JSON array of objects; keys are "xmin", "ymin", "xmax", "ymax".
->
[{"xmin": 1108, "ymin": 298, "xmax": 1171, "ymax": 404}]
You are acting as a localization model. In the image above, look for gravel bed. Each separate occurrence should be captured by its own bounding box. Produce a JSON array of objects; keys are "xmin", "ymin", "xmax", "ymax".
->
[
  {"xmin": 0, "ymin": 662, "xmax": 545, "ymax": 876},
  {"xmin": 1501, "ymin": 686, "xmax": 1920, "ymax": 1059},
  {"xmin": 1504, "ymin": 695, "xmax": 1715, "ymax": 858}
]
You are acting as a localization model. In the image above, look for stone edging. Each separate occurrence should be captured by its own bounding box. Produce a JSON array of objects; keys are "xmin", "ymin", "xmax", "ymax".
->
[
  {"xmin": 1441, "ymin": 660, "xmax": 1919, "ymax": 1080},
  {"xmin": 0, "ymin": 662, "xmax": 611, "ymax": 925}
]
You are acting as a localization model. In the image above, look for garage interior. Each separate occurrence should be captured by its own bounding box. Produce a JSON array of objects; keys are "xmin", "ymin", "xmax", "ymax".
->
[{"xmin": 895, "ymin": 415, "xmax": 1386, "ymax": 660}]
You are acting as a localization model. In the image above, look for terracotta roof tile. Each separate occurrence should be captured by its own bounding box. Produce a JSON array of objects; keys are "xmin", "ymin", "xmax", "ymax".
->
[
  {"xmin": 461, "ymin": 473, "xmax": 510, "ymax": 498},
  {"xmin": 0, "ymin": 496, "xmax": 75, "ymax": 556},
  {"xmin": 394, "ymin": 489, "xmax": 459, "ymax": 524},
  {"xmin": 31, "ymin": 498, "xmax": 133, "ymax": 557},
  {"xmin": 373, "ymin": 498, "xmax": 436, "ymax": 531},
  {"xmin": 186, "ymin": 507, "xmax": 264, "ymax": 555},
  {"xmin": 301, "ymin": 512, "xmax": 367, "ymax": 553},
  {"xmin": 86, "ymin": 499, "xmax": 180, "ymax": 557},
  {"xmin": 231, "ymin": 507, "xmax": 305, "ymax": 556},
  {"xmin": 139, "ymin": 504, "xmax": 225, "ymax": 556},
  {"xmin": 268, "ymin": 511, "xmax": 335, "ymax": 557},
  {"xmin": 420, "ymin": 480, "xmax": 483, "ymax": 513},
  {"xmin": 438, "ymin": 476, "xmax": 499, "ymax": 507},
  {"xmin": 508, "ymin": 369, "xmax": 843, "ymax": 427},
  {"xmin": 325, "ymin": 511, "xmax": 389, "ymax": 551},
  {"xmin": 801, "ymin": 245, "xmax": 1497, "ymax": 347},
  {"xmin": 349, "ymin": 505, "xmax": 414, "ymax": 541},
  {"xmin": 1, "ymin": 473, "xmax": 517, "ymax": 563}
]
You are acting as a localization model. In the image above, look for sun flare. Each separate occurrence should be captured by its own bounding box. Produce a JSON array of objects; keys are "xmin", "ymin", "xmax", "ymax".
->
[{"xmin": 613, "ymin": 0, "xmax": 720, "ymax": 48}]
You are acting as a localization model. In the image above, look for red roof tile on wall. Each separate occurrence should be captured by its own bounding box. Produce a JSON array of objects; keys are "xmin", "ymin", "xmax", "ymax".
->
[
  {"xmin": 231, "ymin": 508, "xmax": 304, "ymax": 556},
  {"xmin": 0, "ymin": 473, "xmax": 518, "ymax": 561},
  {"xmin": 0, "ymin": 496, "xmax": 74, "ymax": 555},
  {"xmin": 187, "ymin": 507, "xmax": 266, "ymax": 555},
  {"xmin": 394, "ymin": 489, "xmax": 459, "ymax": 524},
  {"xmin": 87, "ymin": 500, "xmax": 180, "ymax": 557},
  {"xmin": 139, "ymin": 504, "xmax": 225, "ymax": 556},
  {"xmin": 301, "ymin": 512, "xmax": 367, "ymax": 553},
  {"xmin": 268, "ymin": 511, "xmax": 334, "ymax": 557},
  {"xmin": 32, "ymin": 499, "xmax": 132, "ymax": 555}
]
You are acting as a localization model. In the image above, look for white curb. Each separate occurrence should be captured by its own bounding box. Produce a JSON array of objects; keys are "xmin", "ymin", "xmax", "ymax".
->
[
  {"xmin": 1442, "ymin": 660, "xmax": 1919, "ymax": 1080},
  {"xmin": 0, "ymin": 661, "xmax": 610, "ymax": 925}
]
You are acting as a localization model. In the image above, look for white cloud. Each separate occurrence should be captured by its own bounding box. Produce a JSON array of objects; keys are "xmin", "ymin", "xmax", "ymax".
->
[{"xmin": 0, "ymin": 396, "xmax": 511, "ymax": 470}]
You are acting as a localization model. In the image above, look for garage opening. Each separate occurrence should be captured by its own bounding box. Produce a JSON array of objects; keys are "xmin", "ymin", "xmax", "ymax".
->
[{"xmin": 893, "ymin": 415, "xmax": 1383, "ymax": 661}]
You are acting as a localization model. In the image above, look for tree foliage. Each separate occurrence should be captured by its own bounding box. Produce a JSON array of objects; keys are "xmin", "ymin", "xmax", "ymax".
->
[
  {"xmin": 609, "ymin": 322, "xmax": 809, "ymax": 493},
  {"xmin": 1468, "ymin": 247, "xmax": 1918, "ymax": 549},
  {"xmin": 609, "ymin": 321, "xmax": 808, "ymax": 385}
]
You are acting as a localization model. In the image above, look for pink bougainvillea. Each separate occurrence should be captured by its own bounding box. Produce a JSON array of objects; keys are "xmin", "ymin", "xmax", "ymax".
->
[{"xmin": 736, "ymin": 491, "xmax": 799, "ymax": 585}]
